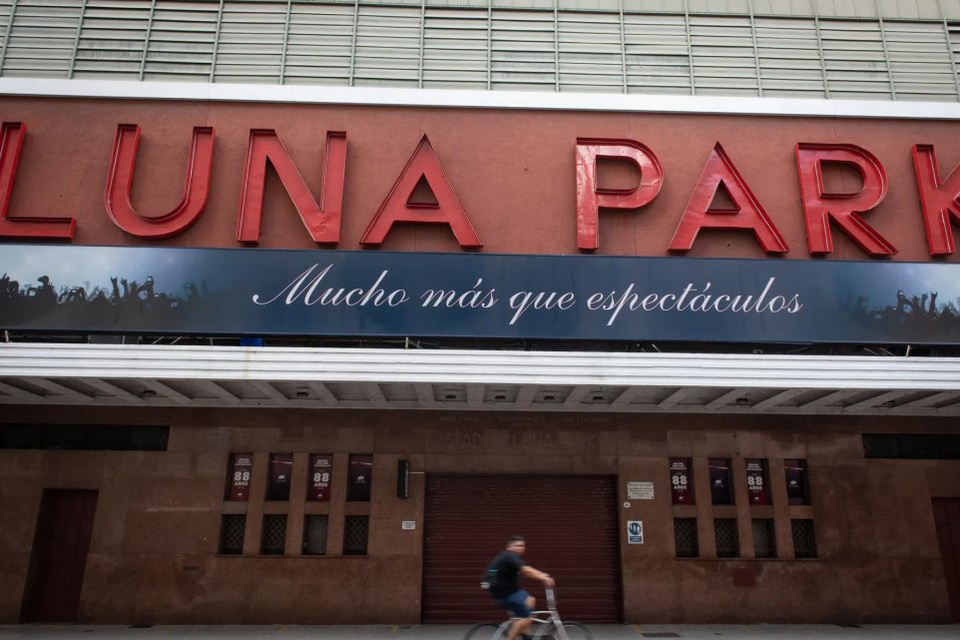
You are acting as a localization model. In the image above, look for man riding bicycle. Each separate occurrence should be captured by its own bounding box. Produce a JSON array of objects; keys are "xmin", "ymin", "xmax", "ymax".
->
[{"xmin": 486, "ymin": 536, "xmax": 555, "ymax": 640}]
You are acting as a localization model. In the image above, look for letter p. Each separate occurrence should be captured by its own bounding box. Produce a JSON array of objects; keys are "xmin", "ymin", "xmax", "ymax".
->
[{"xmin": 575, "ymin": 138, "xmax": 663, "ymax": 251}]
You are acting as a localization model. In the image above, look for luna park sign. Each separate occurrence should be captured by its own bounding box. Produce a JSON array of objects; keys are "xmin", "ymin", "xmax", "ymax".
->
[{"xmin": 1, "ymin": 121, "xmax": 960, "ymax": 257}]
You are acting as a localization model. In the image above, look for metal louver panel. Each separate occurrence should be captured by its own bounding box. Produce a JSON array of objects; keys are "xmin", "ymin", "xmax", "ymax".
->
[
  {"xmin": 755, "ymin": 16, "xmax": 826, "ymax": 97},
  {"xmin": 623, "ymin": 13, "xmax": 691, "ymax": 94},
  {"xmin": 353, "ymin": 5, "xmax": 421, "ymax": 87},
  {"xmin": 690, "ymin": 14, "xmax": 758, "ymax": 96},
  {"xmin": 285, "ymin": 1, "xmax": 352, "ymax": 85},
  {"xmin": 491, "ymin": 9, "xmax": 556, "ymax": 91},
  {"xmin": 820, "ymin": 18, "xmax": 891, "ymax": 99},
  {"xmin": 215, "ymin": 1, "xmax": 287, "ymax": 83},
  {"xmin": 73, "ymin": 0, "xmax": 151, "ymax": 79},
  {"xmin": 3, "ymin": 0, "xmax": 82, "ymax": 77},
  {"xmin": 885, "ymin": 20, "xmax": 958, "ymax": 101},
  {"xmin": 422, "ymin": 474, "xmax": 622, "ymax": 623},
  {"xmin": 0, "ymin": 1, "xmax": 958, "ymax": 103},
  {"xmin": 144, "ymin": 0, "xmax": 220, "ymax": 81},
  {"xmin": 0, "ymin": 1, "xmax": 16, "ymax": 69},
  {"xmin": 422, "ymin": 8, "xmax": 488, "ymax": 89},
  {"xmin": 558, "ymin": 11, "xmax": 623, "ymax": 92}
]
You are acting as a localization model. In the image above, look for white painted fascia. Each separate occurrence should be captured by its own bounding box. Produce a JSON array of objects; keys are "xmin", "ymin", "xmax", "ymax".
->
[
  {"xmin": 1, "ymin": 343, "xmax": 959, "ymax": 391},
  {"xmin": 2, "ymin": 78, "xmax": 960, "ymax": 121}
]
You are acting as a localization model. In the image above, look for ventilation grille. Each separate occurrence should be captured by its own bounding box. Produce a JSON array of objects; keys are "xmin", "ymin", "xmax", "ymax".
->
[
  {"xmin": 0, "ymin": 1, "xmax": 957, "ymax": 101},
  {"xmin": 219, "ymin": 514, "xmax": 245, "ymax": 554}
]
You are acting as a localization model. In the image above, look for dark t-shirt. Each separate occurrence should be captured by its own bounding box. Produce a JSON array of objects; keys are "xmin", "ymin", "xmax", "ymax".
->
[{"xmin": 488, "ymin": 550, "xmax": 525, "ymax": 598}]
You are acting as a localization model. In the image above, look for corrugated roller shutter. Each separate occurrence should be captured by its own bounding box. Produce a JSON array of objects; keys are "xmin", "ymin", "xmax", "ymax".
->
[
  {"xmin": 3, "ymin": 0, "xmax": 82, "ymax": 78},
  {"xmin": 422, "ymin": 475, "xmax": 622, "ymax": 624},
  {"xmin": 623, "ymin": 13, "xmax": 691, "ymax": 95},
  {"xmin": 422, "ymin": 8, "xmax": 488, "ymax": 89}
]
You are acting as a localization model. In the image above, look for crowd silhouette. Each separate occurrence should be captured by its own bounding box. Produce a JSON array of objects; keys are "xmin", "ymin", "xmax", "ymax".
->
[
  {"xmin": 0, "ymin": 272, "xmax": 213, "ymax": 330},
  {"xmin": 851, "ymin": 288, "xmax": 960, "ymax": 340}
]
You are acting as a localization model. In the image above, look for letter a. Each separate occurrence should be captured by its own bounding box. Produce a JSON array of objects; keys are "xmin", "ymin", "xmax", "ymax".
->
[
  {"xmin": 669, "ymin": 142, "xmax": 788, "ymax": 253},
  {"xmin": 105, "ymin": 124, "xmax": 214, "ymax": 239},
  {"xmin": 0, "ymin": 122, "xmax": 75, "ymax": 240},
  {"xmin": 361, "ymin": 135, "xmax": 481, "ymax": 248}
]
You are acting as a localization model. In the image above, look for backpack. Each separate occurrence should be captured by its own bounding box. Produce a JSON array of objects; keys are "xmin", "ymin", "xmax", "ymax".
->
[{"xmin": 480, "ymin": 560, "xmax": 500, "ymax": 591}]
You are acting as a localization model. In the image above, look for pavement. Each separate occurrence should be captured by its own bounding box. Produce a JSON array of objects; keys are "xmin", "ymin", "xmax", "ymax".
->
[{"xmin": 0, "ymin": 625, "xmax": 959, "ymax": 640}]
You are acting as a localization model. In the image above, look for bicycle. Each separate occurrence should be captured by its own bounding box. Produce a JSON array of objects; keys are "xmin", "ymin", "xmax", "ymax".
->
[{"xmin": 463, "ymin": 587, "xmax": 592, "ymax": 640}]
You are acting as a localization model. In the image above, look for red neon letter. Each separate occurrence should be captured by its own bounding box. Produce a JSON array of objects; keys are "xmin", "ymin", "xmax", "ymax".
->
[
  {"xmin": 669, "ymin": 142, "xmax": 788, "ymax": 253},
  {"xmin": 236, "ymin": 129, "xmax": 346, "ymax": 244},
  {"xmin": 912, "ymin": 144, "xmax": 960, "ymax": 256},
  {"xmin": 0, "ymin": 122, "xmax": 75, "ymax": 240},
  {"xmin": 105, "ymin": 124, "xmax": 214, "ymax": 239},
  {"xmin": 575, "ymin": 138, "xmax": 663, "ymax": 251},
  {"xmin": 361, "ymin": 135, "xmax": 481, "ymax": 248},
  {"xmin": 795, "ymin": 143, "xmax": 894, "ymax": 255}
]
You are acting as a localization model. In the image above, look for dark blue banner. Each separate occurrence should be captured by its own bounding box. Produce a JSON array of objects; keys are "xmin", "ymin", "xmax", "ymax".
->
[{"xmin": 1, "ymin": 244, "xmax": 960, "ymax": 345}]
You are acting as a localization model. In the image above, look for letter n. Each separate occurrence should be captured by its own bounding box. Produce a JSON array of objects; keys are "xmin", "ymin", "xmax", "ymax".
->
[
  {"xmin": 575, "ymin": 138, "xmax": 663, "ymax": 251},
  {"xmin": 912, "ymin": 144, "xmax": 960, "ymax": 256},
  {"xmin": 361, "ymin": 135, "xmax": 481, "ymax": 248},
  {"xmin": 0, "ymin": 122, "xmax": 75, "ymax": 240},
  {"xmin": 236, "ymin": 130, "xmax": 347, "ymax": 244},
  {"xmin": 795, "ymin": 142, "xmax": 894, "ymax": 255},
  {"xmin": 105, "ymin": 124, "xmax": 214, "ymax": 239},
  {"xmin": 669, "ymin": 142, "xmax": 788, "ymax": 253}
]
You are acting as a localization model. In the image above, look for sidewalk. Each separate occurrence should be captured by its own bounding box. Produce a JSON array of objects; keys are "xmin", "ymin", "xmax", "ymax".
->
[{"xmin": 1, "ymin": 625, "xmax": 959, "ymax": 640}]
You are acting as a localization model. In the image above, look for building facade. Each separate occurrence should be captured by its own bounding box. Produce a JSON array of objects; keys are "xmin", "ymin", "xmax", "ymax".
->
[{"xmin": 1, "ymin": 0, "xmax": 960, "ymax": 627}]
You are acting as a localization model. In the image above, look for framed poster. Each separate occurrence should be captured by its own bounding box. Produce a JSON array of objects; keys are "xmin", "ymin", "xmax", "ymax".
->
[
  {"xmin": 746, "ymin": 459, "xmax": 769, "ymax": 505},
  {"xmin": 309, "ymin": 454, "xmax": 333, "ymax": 502},
  {"xmin": 670, "ymin": 459, "xmax": 692, "ymax": 504},
  {"xmin": 228, "ymin": 453, "xmax": 253, "ymax": 501}
]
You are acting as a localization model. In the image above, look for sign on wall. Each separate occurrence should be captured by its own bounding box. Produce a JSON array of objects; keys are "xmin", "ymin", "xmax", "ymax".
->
[
  {"xmin": 670, "ymin": 459, "xmax": 692, "ymax": 505},
  {"xmin": 3, "ymin": 244, "xmax": 960, "ymax": 345},
  {"xmin": 228, "ymin": 454, "xmax": 253, "ymax": 501},
  {"xmin": 627, "ymin": 520, "xmax": 644, "ymax": 544},
  {"xmin": 746, "ymin": 459, "xmax": 769, "ymax": 505},
  {"xmin": 627, "ymin": 482, "xmax": 655, "ymax": 500},
  {"xmin": 309, "ymin": 454, "xmax": 332, "ymax": 502}
]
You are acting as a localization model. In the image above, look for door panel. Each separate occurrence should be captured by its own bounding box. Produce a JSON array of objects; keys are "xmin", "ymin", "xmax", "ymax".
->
[{"xmin": 21, "ymin": 490, "xmax": 98, "ymax": 622}]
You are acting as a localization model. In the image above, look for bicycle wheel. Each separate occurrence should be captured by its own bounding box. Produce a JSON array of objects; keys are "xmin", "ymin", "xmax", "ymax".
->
[
  {"xmin": 463, "ymin": 622, "xmax": 503, "ymax": 640},
  {"xmin": 557, "ymin": 621, "xmax": 592, "ymax": 640}
]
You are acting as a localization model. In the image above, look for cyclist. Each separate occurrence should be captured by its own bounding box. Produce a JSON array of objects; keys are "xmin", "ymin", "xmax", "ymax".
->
[{"xmin": 486, "ymin": 535, "xmax": 555, "ymax": 640}]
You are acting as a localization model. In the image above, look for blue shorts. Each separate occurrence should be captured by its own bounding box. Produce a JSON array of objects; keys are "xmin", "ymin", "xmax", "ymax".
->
[{"xmin": 497, "ymin": 590, "xmax": 532, "ymax": 618}]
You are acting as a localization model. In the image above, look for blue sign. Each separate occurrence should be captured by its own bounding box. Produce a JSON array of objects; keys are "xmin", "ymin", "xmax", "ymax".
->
[{"xmin": 2, "ymin": 244, "xmax": 960, "ymax": 345}]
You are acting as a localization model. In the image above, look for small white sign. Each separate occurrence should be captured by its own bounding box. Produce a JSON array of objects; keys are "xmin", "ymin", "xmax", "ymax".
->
[
  {"xmin": 402, "ymin": 520, "xmax": 416, "ymax": 530},
  {"xmin": 627, "ymin": 481, "xmax": 655, "ymax": 500},
  {"xmin": 627, "ymin": 520, "xmax": 644, "ymax": 544}
]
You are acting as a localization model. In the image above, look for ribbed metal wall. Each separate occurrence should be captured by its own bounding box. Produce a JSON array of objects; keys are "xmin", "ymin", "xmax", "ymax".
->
[{"xmin": 1, "ymin": 0, "xmax": 960, "ymax": 100}]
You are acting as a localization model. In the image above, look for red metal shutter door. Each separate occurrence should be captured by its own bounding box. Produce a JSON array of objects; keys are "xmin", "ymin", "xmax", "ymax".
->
[{"xmin": 423, "ymin": 475, "xmax": 621, "ymax": 623}]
